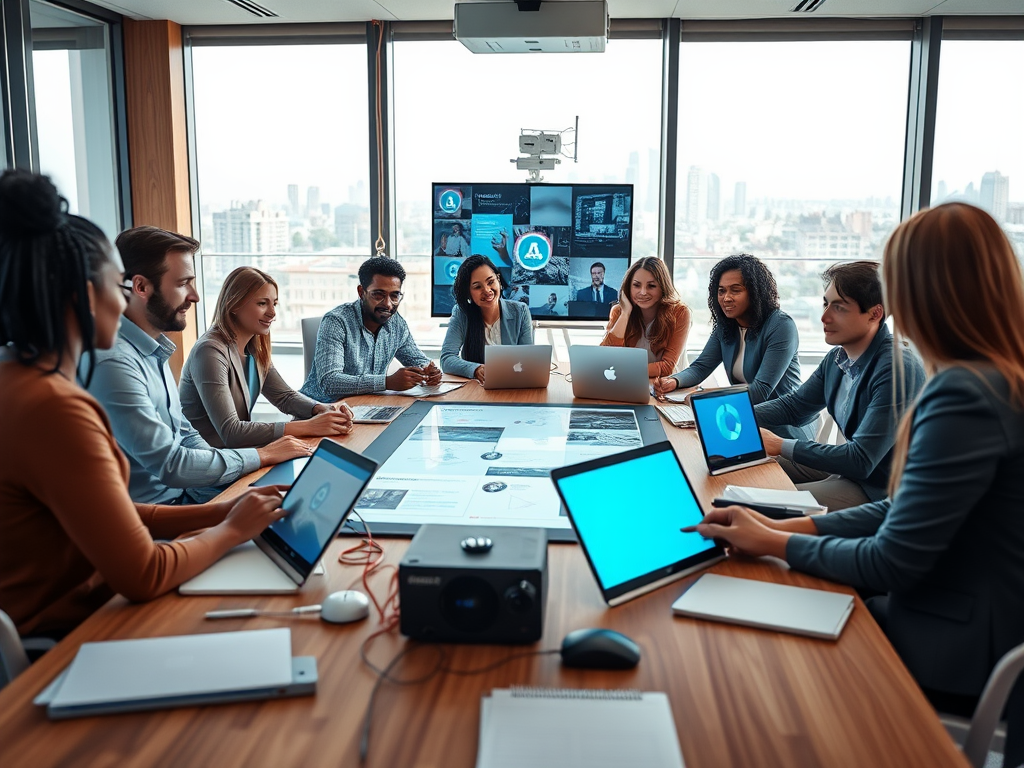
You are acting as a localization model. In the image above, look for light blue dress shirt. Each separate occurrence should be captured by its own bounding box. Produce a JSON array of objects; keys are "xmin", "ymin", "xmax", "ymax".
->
[
  {"xmin": 87, "ymin": 317, "xmax": 261, "ymax": 504},
  {"xmin": 299, "ymin": 299, "xmax": 430, "ymax": 401}
]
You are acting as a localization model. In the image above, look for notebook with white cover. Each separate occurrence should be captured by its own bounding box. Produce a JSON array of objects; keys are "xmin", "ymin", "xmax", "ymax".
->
[
  {"xmin": 721, "ymin": 485, "xmax": 827, "ymax": 514},
  {"xmin": 477, "ymin": 687, "xmax": 685, "ymax": 768},
  {"xmin": 39, "ymin": 628, "xmax": 315, "ymax": 718},
  {"xmin": 672, "ymin": 574, "xmax": 854, "ymax": 640}
]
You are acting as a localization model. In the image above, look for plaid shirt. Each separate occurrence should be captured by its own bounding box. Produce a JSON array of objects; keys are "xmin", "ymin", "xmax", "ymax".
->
[{"xmin": 298, "ymin": 299, "xmax": 430, "ymax": 401}]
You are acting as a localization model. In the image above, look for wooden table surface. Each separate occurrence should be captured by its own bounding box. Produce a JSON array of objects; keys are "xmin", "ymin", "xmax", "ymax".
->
[{"xmin": 0, "ymin": 375, "xmax": 967, "ymax": 767}]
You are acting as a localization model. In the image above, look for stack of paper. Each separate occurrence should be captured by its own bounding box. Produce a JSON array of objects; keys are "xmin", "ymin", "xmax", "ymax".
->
[
  {"xmin": 382, "ymin": 381, "xmax": 466, "ymax": 398},
  {"xmin": 721, "ymin": 485, "xmax": 827, "ymax": 515},
  {"xmin": 477, "ymin": 687, "xmax": 686, "ymax": 768}
]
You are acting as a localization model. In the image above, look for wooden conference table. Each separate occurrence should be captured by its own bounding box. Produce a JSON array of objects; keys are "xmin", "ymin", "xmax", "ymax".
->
[{"xmin": 0, "ymin": 375, "xmax": 967, "ymax": 768}]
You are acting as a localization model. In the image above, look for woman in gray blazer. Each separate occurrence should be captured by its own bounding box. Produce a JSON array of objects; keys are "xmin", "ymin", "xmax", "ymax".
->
[
  {"xmin": 689, "ymin": 203, "xmax": 1024, "ymax": 761},
  {"xmin": 655, "ymin": 254, "xmax": 811, "ymax": 439},
  {"xmin": 180, "ymin": 267, "xmax": 353, "ymax": 449},
  {"xmin": 440, "ymin": 255, "xmax": 533, "ymax": 382}
]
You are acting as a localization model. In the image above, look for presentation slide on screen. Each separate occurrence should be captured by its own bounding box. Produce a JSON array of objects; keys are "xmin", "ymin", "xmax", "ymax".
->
[
  {"xmin": 354, "ymin": 404, "xmax": 643, "ymax": 530},
  {"xmin": 431, "ymin": 183, "xmax": 633, "ymax": 321}
]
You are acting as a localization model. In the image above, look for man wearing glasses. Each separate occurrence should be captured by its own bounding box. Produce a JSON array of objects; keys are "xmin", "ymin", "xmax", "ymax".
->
[{"xmin": 300, "ymin": 255, "xmax": 441, "ymax": 400}]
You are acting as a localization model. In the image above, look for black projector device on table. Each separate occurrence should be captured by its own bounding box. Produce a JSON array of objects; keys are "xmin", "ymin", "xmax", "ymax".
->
[{"xmin": 399, "ymin": 524, "xmax": 547, "ymax": 644}]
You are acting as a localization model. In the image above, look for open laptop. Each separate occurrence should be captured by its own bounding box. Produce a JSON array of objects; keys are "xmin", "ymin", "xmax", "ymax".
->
[
  {"xmin": 482, "ymin": 344, "xmax": 552, "ymax": 389},
  {"xmin": 690, "ymin": 385, "xmax": 772, "ymax": 475},
  {"xmin": 550, "ymin": 441, "xmax": 724, "ymax": 606},
  {"xmin": 180, "ymin": 441, "xmax": 378, "ymax": 594},
  {"xmin": 569, "ymin": 345, "xmax": 650, "ymax": 404}
]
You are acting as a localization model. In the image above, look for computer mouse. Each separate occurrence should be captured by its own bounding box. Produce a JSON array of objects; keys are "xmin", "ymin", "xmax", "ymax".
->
[
  {"xmin": 319, "ymin": 590, "xmax": 371, "ymax": 624},
  {"xmin": 560, "ymin": 628, "xmax": 641, "ymax": 670}
]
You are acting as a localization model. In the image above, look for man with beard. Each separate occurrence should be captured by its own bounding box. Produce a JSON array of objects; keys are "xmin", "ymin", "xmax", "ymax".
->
[
  {"xmin": 300, "ymin": 256, "xmax": 440, "ymax": 400},
  {"xmin": 88, "ymin": 226, "xmax": 309, "ymax": 504}
]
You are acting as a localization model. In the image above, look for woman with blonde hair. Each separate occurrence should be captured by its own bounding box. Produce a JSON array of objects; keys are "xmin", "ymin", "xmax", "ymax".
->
[
  {"xmin": 600, "ymin": 257, "xmax": 690, "ymax": 377},
  {"xmin": 180, "ymin": 266, "xmax": 352, "ymax": 448},
  {"xmin": 687, "ymin": 203, "xmax": 1024, "ymax": 757}
]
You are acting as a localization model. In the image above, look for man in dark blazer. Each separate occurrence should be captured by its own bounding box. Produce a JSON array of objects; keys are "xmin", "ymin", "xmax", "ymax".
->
[
  {"xmin": 755, "ymin": 262, "xmax": 924, "ymax": 511},
  {"xmin": 575, "ymin": 262, "xmax": 618, "ymax": 304}
]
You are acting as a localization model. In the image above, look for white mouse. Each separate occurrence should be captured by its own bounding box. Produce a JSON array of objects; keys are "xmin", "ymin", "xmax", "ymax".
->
[{"xmin": 319, "ymin": 590, "xmax": 371, "ymax": 624}]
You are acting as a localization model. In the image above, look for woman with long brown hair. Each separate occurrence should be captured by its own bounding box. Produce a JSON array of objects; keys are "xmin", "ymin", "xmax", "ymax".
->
[
  {"xmin": 180, "ymin": 266, "xmax": 352, "ymax": 448},
  {"xmin": 687, "ymin": 203, "xmax": 1024, "ymax": 755},
  {"xmin": 600, "ymin": 257, "xmax": 690, "ymax": 377}
]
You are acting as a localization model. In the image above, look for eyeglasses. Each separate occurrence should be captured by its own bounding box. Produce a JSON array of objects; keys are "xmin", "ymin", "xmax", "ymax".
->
[{"xmin": 367, "ymin": 290, "xmax": 404, "ymax": 304}]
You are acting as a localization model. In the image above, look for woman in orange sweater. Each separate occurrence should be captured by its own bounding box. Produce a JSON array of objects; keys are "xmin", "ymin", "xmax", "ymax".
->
[
  {"xmin": 600, "ymin": 257, "xmax": 691, "ymax": 378},
  {"xmin": 0, "ymin": 171, "xmax": 289, "ymax": 638}
]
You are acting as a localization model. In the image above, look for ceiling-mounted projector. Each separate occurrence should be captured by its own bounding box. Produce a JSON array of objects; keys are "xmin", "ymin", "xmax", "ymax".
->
[{"xmin": 454, "ymin": 1, "xmax": 608, "ymax": 54}]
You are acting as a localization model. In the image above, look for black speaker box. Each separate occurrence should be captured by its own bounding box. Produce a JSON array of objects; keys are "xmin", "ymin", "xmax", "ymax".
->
[{"xmin": 399, "ymin": 524, "xmax": 547, "ymax": 644}]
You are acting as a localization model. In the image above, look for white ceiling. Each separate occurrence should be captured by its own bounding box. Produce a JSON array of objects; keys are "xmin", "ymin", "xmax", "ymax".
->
[{"xmin": 84, "ymin": 0, "xmax": 1024, "ymax": 25}]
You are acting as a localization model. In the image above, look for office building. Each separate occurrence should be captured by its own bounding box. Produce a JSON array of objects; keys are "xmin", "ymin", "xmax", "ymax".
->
[
  {"xmin": 211, "ymin": 200, "xmax": 289, "ymax": 254},
  {"xmin": 734, "ymin": 181, "xmax": 747, "ymax": 218},
  {"xmin": 287, "ymin": 184, "xmax": 300, "ymax": 218},
  {"xmin": 981, "ymin": 171, "xmax": 1010, "ymax": 222},
  {"xmin": 685, "ymin": 166, "xmax": 705, "ymax": 226},
  {"xmin": 707, "ymin": 173, "xmax": 720, "ymax": 221}
]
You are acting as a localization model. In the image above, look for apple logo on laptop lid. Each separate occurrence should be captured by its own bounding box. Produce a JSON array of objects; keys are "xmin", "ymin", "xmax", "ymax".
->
[
  {"xmin": 513, "ymin": 361, "xmax": 523, "ymax": 373},
  {"xmin": 604, "ymin": 366, "xmax": 616, "ymax": 381}
]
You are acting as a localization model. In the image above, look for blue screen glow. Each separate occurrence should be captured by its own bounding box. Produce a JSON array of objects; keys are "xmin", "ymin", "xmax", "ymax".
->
[
  {"xmin": 692, "ymin": 391, "xmax": 763, "ymax": 461},
  {"xmin": 555, "ymin": 448, "xmax": 713, "ymax": 590}
]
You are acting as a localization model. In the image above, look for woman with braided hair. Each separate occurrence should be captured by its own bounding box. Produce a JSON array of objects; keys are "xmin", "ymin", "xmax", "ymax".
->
[{"xmin": 0, "ymin": 170, "xmax": 290, "ymax": 638}]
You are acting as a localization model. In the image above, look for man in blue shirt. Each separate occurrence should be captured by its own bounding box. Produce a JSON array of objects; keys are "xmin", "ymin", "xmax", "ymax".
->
[
  {"xmin": 755, "ymin": 261, "xmax": 924, "ymax": 511},
  {"xmin": 300, "ymin": 256, "xmax": 440, "ymax": 400},
  {"xmin": 88, "ymin": 226, "xmax": 309, "ymax": 504}
]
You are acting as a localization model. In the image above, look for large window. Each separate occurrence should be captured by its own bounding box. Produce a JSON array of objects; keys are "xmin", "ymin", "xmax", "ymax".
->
[
  {"xmin": 31, "ymin": 0, "xmax": 121, "ymax": 237},
  {"xmin": 674, "ymin": 39, "xmax": 910, "ymax": 360},
  {"xmin": 190, "ymin": 40, "xmax": 369, "ymax": 362},
  {"xmin": 392, "ymin": 37, "xmax": 663, "ymax": 346},
  {"xmin": 931, "ymin": 38, "xmax": 1024, "ymax": 257}
]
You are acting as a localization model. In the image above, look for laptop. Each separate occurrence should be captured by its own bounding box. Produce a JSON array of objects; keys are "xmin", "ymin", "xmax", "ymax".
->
[
  {"xmin": 482, "ymin": 344, "xmax": 552, "ymax": 389},
  {"xmin": 180, "ymin": 441, "xmax": 378, "ymax": 594},
  {"xmin": 569, "ymin": 345, "xmax": 650, "ymax": 404},
  {"xmin": 689, "ymin": 385, "xmax": 772, "ymax": 475},
  {"xmin": 550, "ymin": 441, "xmax": 724, "ymax": 606}
]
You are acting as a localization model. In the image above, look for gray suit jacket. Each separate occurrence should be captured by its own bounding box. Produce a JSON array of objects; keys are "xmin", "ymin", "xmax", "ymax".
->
[
  {"xmin": 440, "ymin": 298, "xmax": 534, "ymax": 379},
  {"xmin": 787, "ymin": 366, "xmax": 1024, "ymax": 698},
  {"xmin": 179, "ymin": 328, "xmax": 318, "ymax": 449},
  {"xmin": 755, "ymin": 326, "xmax": 925, "ymax": 500}
]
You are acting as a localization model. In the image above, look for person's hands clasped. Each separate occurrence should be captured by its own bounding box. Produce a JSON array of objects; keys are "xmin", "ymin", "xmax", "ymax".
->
[
  {"xmin": 386, "ymin": 366, "xmax": 425, "ymax": 391},
  {"xmin": 299, "ymin": 409, "xmax": 353, "ymax": 437},
  {"xmin": 682, "ymin": 505, "xmax": 790, "ymax": 560},
  {"xmin": 222, "ymin": 485, "xmax": 290, "ymax": 543}
]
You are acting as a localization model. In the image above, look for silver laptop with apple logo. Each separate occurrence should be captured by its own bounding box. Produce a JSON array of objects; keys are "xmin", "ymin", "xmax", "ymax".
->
[
  {"xmin": 482, "ymin": 344, "xmax": 552, "ymax": 389},
  {"xmin": 569, "ymin": 345, "xmax": 650, "ymax": 404}
]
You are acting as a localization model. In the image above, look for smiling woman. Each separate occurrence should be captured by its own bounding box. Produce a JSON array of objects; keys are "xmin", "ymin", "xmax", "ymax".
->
[{"xmin": 179, "ymin": 266, "xmax": 354, "ymax": 448}]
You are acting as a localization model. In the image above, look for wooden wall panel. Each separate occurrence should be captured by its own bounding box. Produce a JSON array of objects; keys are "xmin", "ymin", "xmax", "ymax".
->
[{"xmin": 122, "ymin": 19, "xmax": 196, "ymax": 380}]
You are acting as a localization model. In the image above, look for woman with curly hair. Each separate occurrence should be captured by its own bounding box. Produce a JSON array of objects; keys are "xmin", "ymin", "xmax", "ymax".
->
[
  {"xmin": 655, "ymin": 255, "xmax": 808, "ymax": 430},
  {"xmin": 601, "ymin": 257, "xmax": 690, "ymax": 378}
]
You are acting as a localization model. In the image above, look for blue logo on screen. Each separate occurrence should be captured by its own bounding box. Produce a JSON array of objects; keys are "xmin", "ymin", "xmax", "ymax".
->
[
  {"xmin": 514, "ymin": 232, "xmax": 552, "ymax": 271},
  {"xmin": 310, "ymin": 482, "xmax": 331, "ymax": 511},
  {"xmin": 445, "ymin": 260, "xmax": 460, "ymax": 281},
  {"xmin": 715, "ymin": 403, "xmax": 742, "ymax": 441},
  {"xmin": 440, "ymin": 189, "xmax": 462, "ymax": 215}
]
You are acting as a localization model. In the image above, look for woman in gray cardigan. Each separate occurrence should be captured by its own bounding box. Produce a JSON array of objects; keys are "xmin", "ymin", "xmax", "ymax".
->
[
  {"xmin": 440, "ymin": 255, "xmax": 533, "ymax": 382},
  {"xmin": 180, "ymin": 267, "xmax": 352, "ymax": 448},
  {"xmin": 689, "ymin": 204, "xmax": 1024, "ymax": 762}
]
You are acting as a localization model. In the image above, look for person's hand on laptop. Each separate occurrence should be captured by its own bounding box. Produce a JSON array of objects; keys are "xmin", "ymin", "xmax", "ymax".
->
[
  {"xmin": 314, "ymin": 400, "xmax": 354, "ymax": 419},
  {"xmin": 759, "ymin": 428, "xmax": 784, "ymax": 456},
  {"xmin": 474, "ymin": 364, "xmax": 486, "ymax": 383},
  {"xmin": 220, "ymin": 485, "xmax": 291, "ymax": 544},
  {"xmin": 683, "ymin": 505, "xmax": 790, "ymax": 560}
]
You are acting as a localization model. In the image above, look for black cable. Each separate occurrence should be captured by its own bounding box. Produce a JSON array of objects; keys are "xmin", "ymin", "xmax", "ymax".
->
[{"xmin": 358, "ymin": 641, "xmax": 561, "ymax": 763}]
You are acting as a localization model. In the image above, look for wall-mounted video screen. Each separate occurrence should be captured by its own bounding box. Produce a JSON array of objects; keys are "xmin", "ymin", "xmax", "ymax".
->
[{"xmin": 431, "ymin": 182, "xmax": 634, "ymax": 320}]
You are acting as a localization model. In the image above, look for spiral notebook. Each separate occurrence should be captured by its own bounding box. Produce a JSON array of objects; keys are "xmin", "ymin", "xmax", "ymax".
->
[{"xmin": 476, "ymin": 687, "xmax": 686, "ymax": 768}]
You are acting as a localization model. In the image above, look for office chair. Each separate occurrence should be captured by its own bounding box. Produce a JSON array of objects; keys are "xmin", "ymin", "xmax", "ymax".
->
[
  {"xmin": 941, "ymin": 641, "xmax": 1024, "ymax": 768},
  {"xmin": 0, "ymin": 609, "xmax": 30, "ymax": 689},
  {"xmin": 300, "ymin": 317, "xmax": 322, "ymax": 379}
]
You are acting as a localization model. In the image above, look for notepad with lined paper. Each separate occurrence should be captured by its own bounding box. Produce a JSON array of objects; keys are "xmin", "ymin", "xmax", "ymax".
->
[{"xmin": 476, "ymin": 687, "xmax": 686, "ymax": 768}]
